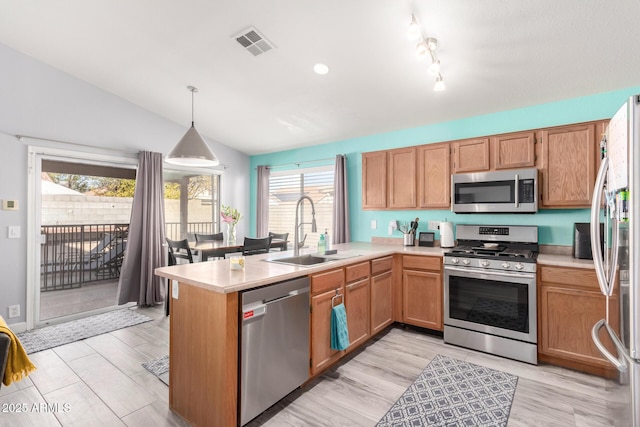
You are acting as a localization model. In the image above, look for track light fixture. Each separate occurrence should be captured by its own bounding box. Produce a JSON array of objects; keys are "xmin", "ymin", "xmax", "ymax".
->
[
  {"xmin": 407, "ymin": 14, "xmax": 421, "ymax": 40},
  {"xmin": 408, "ymin": 15, "xmax": 446, "ymax": 92}
]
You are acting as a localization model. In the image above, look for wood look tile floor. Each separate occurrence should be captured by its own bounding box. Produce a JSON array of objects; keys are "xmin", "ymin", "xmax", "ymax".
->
[{"xmin": 0, "ymin": 304, "xmax": 624, "ymax": 427}]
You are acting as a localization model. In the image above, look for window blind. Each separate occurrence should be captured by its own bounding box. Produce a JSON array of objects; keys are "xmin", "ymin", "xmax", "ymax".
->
[{"xmin": 268, "ymin": 166, "xmax": 334, "ymax": 249}]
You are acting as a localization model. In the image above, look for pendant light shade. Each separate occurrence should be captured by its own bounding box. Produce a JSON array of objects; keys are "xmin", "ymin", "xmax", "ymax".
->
[{"xmin": 166, "ymin": 86, "xmax": 219, "ymax": 167}]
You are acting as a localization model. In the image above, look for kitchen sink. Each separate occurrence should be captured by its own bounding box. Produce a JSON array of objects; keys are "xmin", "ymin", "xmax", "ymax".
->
[
  {"xmin": 267, "ymin": 254, "xmax": 332, "ymax": 266},
  {"xmin": 266, "ymin": 251, "xmax": 362, "ymax": 267}
]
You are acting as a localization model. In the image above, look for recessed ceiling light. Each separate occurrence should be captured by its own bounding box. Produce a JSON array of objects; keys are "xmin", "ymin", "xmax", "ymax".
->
[{"xmin": 314, "ymin": 64, "xmax": 329, "ymax": 75}]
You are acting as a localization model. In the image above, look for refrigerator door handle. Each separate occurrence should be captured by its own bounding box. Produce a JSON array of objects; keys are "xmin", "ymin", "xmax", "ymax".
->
[
  {"xmin": 591, "ymin": 319, "xmax": 629, "ymax": 372},
  {"xmin": 607, "ymin": 217, "xmax": 619, "ymax": 297},
  {"xmin": 591, "ymin": 157, "xmax": 611, "ymax": 296}
]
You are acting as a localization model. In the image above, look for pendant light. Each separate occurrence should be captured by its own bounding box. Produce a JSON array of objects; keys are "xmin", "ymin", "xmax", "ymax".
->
[{"xmin": 166, "ymin": 86, "xmax": 219, "ymax": 167}]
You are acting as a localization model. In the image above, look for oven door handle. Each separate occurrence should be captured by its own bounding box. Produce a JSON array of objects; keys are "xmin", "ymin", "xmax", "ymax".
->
[{"xmin": 444, "ymin": 266, "xmax": 535, "ymax": 280}]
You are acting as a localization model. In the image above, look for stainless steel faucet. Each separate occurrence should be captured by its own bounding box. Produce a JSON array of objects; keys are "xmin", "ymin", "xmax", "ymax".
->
[{"xmin": 293, "ymin": 196, "xmax": 317, "ymax": 256}]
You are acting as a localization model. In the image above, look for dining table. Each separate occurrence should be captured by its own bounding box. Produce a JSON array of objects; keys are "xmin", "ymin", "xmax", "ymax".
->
[{"xmin": 192, "ymin": 238, "xmax": 288, "ymax": 261}]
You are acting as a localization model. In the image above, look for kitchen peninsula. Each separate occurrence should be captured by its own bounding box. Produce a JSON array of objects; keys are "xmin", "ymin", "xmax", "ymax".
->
[{"xmin": 154, "ymin": 242, "xmax": 444, "ymax": 427}]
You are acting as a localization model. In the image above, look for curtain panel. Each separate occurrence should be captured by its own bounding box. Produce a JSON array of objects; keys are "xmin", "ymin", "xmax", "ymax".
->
[
  {"xmin": 332, "ymin": 154, "xmax": 350, "ymax": 244},
  {"xmin": 117, "ymin": 151, "xmax": 166, "ymax": 306},
  {"xmin": 256, "ymin": 165, "xmax": 270, "ymax": 237}
]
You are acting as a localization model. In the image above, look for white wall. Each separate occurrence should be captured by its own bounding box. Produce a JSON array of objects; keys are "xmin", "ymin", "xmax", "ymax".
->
[{"xmin": 0, "ymin": 43, "xmax": 250, "ymax": 325}]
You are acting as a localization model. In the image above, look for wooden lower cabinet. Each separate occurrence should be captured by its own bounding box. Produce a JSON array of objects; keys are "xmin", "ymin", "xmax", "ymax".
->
[
  {"xmin": 538, "ymin": 265, "xmax": 619, "ymax": 378},
  {"xmin": 344, "ymin": 262, "xmax": 371, "ymax": 353},
  {"xmin": 310, "ymin": 257, "xmax": 395, "ymax": 377},
  {"xmin": 345, "ymin": 277, "xmax": 370, "ymax": 352},
  {"xmin": 371, "ymin": 256, "xmax": 394, "ymax": 335},
  {"xmin": 401, "ymin": 255, "xmax": 443, "ymax": 331},
  {"xmin": 310, "ymin": 268, "xmax": 345, "ymax": 376},
  {"xmin": 310, "ymin": 287, "xmax": 344, "ymax": 376}
]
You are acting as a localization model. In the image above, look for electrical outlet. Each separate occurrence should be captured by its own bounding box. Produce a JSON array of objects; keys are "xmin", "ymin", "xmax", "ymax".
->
[
  {"xmin": 172, "ymin": 281, "xmax": 179, "ymax": 299},
  {"xmin": 428, "ymin": 221, "xmax": 440, "ymax": 230},
  {"xmin": 371, "ymin": 220, "xmax": 377, "ymax": 230},
  {"xmin": 8, "ymin": 304, "xmax": 20, "ymax": 318}
]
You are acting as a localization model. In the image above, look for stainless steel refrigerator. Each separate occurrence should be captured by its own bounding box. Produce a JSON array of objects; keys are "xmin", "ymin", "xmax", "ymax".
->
[{"xmin": 591, "ymin": 94, "xmax": 640, "ymax": 426}]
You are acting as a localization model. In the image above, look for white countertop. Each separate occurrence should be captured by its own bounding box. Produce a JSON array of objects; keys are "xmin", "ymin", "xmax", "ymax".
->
[
  {"xmin": 154, "ymin": 241, "xmax": 446, "ymax": 294},
  {"xmin": 155, "ymin": 241, "xmax": 598, "ymax": 294},
  {"xmin": 537, "ymin": 253, "xmax": 595, "ymax": 269}
]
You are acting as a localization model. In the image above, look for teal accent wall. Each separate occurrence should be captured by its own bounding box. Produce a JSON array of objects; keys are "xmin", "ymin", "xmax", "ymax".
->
[{"xmin": 249, "ymin": 86, "xmax": 640, "ymax": 246}]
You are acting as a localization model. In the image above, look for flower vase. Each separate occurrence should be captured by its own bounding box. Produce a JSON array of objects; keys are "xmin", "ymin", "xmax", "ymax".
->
[{"xmin": 227, "ymin": 223, "xmax": 237, "ymax": 244}]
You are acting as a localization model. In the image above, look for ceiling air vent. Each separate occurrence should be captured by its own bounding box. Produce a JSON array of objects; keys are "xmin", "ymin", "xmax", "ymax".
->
[{"xmin": 233, "ymin": 27, "xmax": 275, "ymax": 56}]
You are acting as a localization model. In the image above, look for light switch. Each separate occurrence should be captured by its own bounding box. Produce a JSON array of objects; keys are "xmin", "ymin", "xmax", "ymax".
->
[
  {"xmin": 8, "ymin": 226, "xmax": 20, "ymax": 239},
  {"xmin": 371, "ymin": 220, "xmax": 377, "ymax": 230}
]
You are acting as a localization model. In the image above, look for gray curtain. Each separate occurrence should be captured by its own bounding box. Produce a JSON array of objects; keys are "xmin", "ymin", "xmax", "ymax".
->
[
  {"xmin": 256, "ymin": 165, "xmax": 270, "ymax": 237},
  {"xmin": 117, "ymin": 151, "xmax": 166, "ymax": 306},
  {"xmin": 333, "ymin": 154, "xmax": 350, "ymax": 244}
]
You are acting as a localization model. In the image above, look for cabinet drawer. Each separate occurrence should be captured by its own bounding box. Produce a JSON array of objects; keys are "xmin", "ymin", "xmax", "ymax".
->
[
  {"xmin": 371, "ymin": 256, "xmax": 393, "ymax": 275},
  {"xmin": 311, "ymin": 268, "xmax": 345, "ymax": 295},
  {"xmin": 345, "ymin": 262, "xmax": 370, "ymax": 283},
  {"xmin": 403, "ymin": 255, "xmax": 441, "ymax": 272},
  {"xmin": 539, "ymin": 266, "xmax": 599, "ymax": 290}
]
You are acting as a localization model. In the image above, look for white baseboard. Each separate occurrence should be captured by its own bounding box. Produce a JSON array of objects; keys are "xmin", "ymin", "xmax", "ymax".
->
[{"xmin": 6, "ymin": 321, "xmax": 27, "ymax": 333}]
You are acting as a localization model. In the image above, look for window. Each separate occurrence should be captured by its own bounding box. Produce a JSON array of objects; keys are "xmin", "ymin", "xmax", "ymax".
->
[
  {"xmin": 164, "ymin": 170, "xmax": 220, "ymax": 240},
  {"xmin": 268, "ymin": 166, "xmax": 334, "ymax": 249}
]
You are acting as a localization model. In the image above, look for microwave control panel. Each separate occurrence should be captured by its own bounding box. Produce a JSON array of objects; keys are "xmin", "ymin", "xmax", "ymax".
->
[{"xmin": 519, "ymin": 179, "xmax": 535, "ymax": 203}]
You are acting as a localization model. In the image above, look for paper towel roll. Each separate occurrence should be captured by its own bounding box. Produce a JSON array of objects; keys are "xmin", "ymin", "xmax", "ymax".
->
[{"xmin": 440, "ymin": 222, "xmax": 454, "ymax": 248}]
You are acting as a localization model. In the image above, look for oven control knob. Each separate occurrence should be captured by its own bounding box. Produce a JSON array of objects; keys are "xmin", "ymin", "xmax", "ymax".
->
[
  {"xmin": 501, "ymin": 262, "xmax": 511, "ymax": 269},
  {"xmin": 450, "ymin": 257, "xmax": 460, "ymax": 264},
  {"xmin": 481, "ymin": 260, "xmax": 490, "ymax": 268},
  {"xmin": 514, "ymin": 263, "xmax": 524, "ymax": 270},
  {"xmin": 462, "ymin": 259, "xmax": 471, "ymax": 266}
]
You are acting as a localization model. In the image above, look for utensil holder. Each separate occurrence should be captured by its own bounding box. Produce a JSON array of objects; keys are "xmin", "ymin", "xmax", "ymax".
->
[{"xmin": 403, "ymin": 233, "xmax": 415, "ymax": 246}]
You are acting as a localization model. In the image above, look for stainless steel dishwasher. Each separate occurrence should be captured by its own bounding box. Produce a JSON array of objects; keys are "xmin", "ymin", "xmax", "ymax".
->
[{"xmin": 239, "ymin": 276, "xmax": 310, "ymax": 426}]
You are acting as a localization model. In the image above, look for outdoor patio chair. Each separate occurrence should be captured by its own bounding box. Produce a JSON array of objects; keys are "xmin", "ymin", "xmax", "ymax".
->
[{"xmin": 94, "ymin": 241, "xmax": 127, "ymax": 278}]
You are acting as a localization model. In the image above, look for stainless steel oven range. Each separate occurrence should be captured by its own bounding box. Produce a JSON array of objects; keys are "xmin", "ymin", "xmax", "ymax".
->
[{"xmin": 444, "ymin": 224, "xmax": 538, "ymax": 364}]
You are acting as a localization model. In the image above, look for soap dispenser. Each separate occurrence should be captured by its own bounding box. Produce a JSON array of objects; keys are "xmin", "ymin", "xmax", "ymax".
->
[
  {"xmin": 324, "ymin": 228, "xmax": 330, "ymax": 251},
  {"xmin": 317, "ymin": 233, "xmax": 326, "ymax": 253}
]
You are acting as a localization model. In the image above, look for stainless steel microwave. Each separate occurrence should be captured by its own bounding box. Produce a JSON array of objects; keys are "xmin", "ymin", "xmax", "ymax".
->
[{"xmin": 451, "ymin": 168, "xmax": 538, "ymax": 213}]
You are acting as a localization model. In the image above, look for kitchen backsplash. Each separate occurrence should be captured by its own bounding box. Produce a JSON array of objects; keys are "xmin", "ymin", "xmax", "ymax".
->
[{"xmin": 352, "ymin": 208, "xmax": 590, "ymax": 246}]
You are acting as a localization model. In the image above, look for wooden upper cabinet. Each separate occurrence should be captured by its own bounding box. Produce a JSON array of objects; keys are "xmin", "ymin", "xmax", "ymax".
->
[
  {"xmin": 362, "ymin": 148, "xmax": 416, "ymax": 209},
  {"xmin": 451, "ymin": 138, "xmax": 490, "ymax": 173},
  {"xmin": 417, "ymin": 143, "xmax": 451, "ymax": 209},
  {"xmin": 388, "ymin": 147, "xmax": 417, "ymax": 209},
  {"xmin": 540, "ymin": 123, "xmax": 596, "ymax": 208},
  {"xmin": 491, "ymin": 131, "xmax": 536, "ymax": 169},
  {"xmin": 362, "ymin": 151, "xmax": 387, "ymax": 209}
]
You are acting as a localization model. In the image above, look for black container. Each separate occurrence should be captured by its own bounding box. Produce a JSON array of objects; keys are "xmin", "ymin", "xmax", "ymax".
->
[{"xmin": 574, "ymin": 222, "xmax": 603, "ymax": 260}]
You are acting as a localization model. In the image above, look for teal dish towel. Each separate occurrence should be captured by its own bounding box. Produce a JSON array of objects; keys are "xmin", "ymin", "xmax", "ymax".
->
[{"xmin": 331, "ymin": 303, "xmax": 350, "ymax": 351}]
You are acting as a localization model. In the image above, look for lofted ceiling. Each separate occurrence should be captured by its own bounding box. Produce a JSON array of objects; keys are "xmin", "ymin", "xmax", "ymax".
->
[{"xmin": 1, "ymin": 1, "xmax": 639, "ymax": 155}]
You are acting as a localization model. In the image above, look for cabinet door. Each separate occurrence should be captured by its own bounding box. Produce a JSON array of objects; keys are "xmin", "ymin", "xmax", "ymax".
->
[
  {"xmin": 491, "ymin": 131, "xmax": 536, "ymax": 169},
  {"xmin": 540, "ymin": 123, "xmax": 596, "ymax": 207},
  {"xmin": 388, "ymin": 147, "xmax": 417, "ymax": 209},
  {"xmin": 402, "ymin": 270, "xmax": 443, "ymax": 331},
  {"xmin": 362, "ymin": 151, "xmax": 387, "ymax": 209},
  {"xmin": 417, "ymin": 143, "xmax": 450, "ymax": 209},
  {"xmin": 310, "ymin": 287, "xmax": 344, "ymax": 376},
  {"xmin": 345, "ymin": 278, "xmax": 370, "ymax": 352},
  {"xmin": 539, "ymin": 285, "xmax": 619, "ymax": 370},
  {"xmin": 370, "ymin": 271, "xmax": 393, "ymax": 335},
  {"xmin": 452, "ymin": 138, "xmax": 490, "ymax": 173}
]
